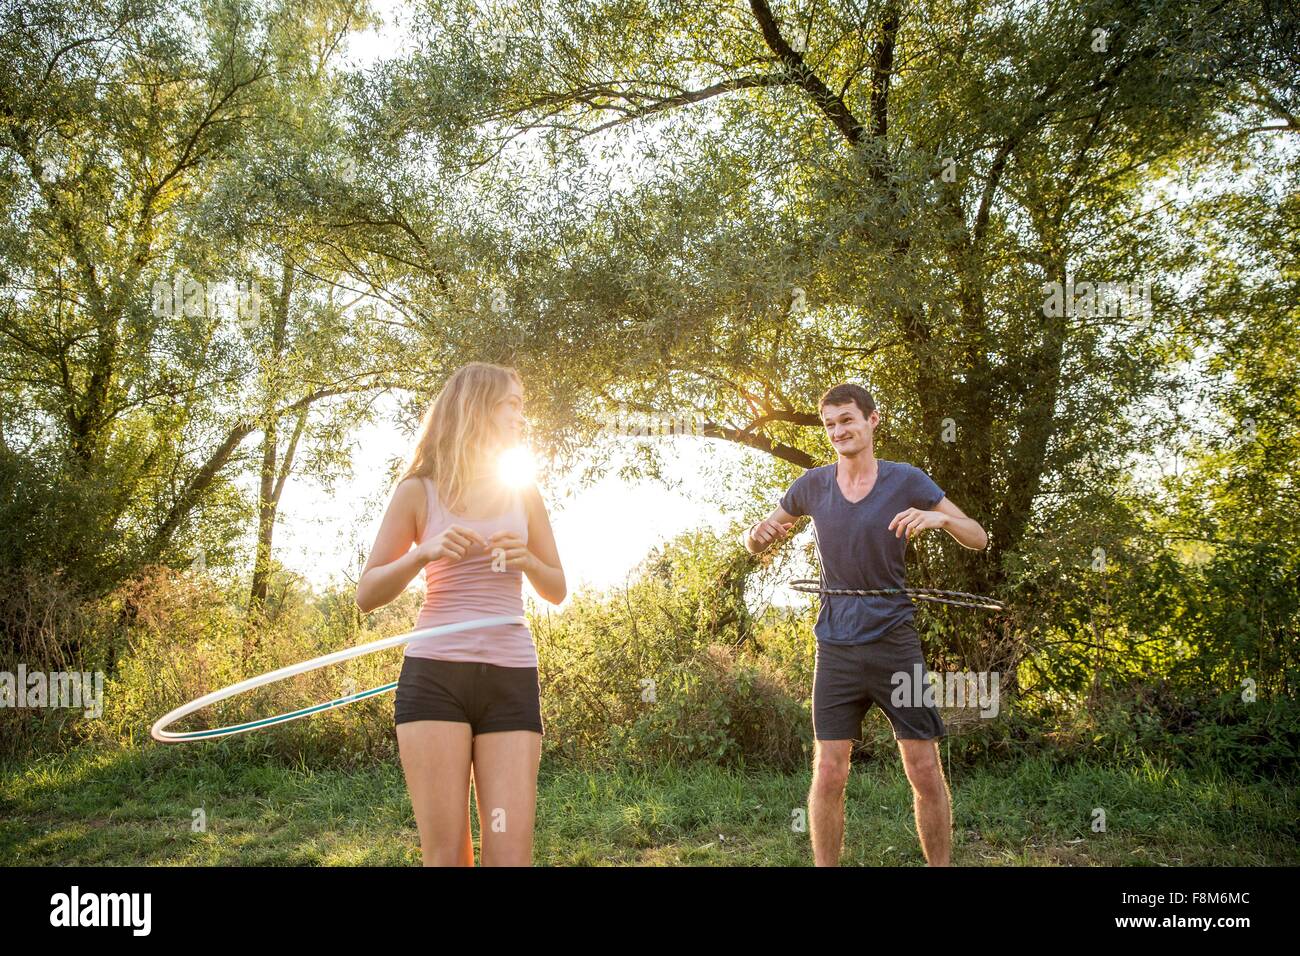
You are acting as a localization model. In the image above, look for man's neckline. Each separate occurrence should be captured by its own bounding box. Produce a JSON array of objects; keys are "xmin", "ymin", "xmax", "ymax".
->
[{"xmin": 833, "ymin": 459, "xmax": 886, "ymax": 505}]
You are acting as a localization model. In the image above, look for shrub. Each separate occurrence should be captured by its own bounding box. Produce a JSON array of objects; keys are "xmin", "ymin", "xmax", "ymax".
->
[{"xmin": 0, "ymin": 566, "xmax": 116, "ymax": 759}]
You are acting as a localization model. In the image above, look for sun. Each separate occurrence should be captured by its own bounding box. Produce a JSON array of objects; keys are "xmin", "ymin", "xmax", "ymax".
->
[{"xmin": 497, "ymin": 445, "xmax": 537, "ymax": 488}]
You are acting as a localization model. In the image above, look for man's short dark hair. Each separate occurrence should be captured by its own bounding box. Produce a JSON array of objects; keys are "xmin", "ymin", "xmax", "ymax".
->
[{"xmin": 819, "ymin": 383, "xmax": 877, "ymax": 419}]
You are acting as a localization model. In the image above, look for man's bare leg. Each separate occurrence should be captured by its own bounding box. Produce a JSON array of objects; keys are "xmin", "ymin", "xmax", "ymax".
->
[
  {"xmin": 898, "ymin": 738, "xmax": 951, "ymax": 866},
  {"xmin": 809, "ymin": 739, "xmax": 853, "ymax": 866}
]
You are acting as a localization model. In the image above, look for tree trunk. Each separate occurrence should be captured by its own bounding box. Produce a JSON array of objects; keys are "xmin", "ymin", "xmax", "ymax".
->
[{"xmin": 249, "ymin": 255, "xmax": 296, "ymax": 613}]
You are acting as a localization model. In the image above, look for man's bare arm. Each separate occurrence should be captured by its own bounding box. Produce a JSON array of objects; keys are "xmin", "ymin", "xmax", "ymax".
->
[
  {"xmin": 931, "ymin": 497, "xmax": 988, "ymax": 550},
  {"xmin": 888, "ymin": 497, "xmax": 988, "ymax": 550},
  {"xmin": 744, "ymin": 505, "xmax": 798, "ymax": 554}
]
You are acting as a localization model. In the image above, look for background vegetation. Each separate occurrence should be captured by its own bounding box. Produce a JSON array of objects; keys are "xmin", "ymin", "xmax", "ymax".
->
[{"xmin": 2, "ymin": 0, "xmax": 1295, "ymax": 863}]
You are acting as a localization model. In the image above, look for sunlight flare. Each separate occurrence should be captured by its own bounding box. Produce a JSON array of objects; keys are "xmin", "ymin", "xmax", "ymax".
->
[{"xmin": 497, "ymin": 445, "xmax": 537, "ymax": 488}]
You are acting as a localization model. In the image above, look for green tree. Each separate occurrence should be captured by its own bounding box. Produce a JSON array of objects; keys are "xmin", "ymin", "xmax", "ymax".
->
[{"xmin": 366, "ymin": 0, "xmax": 1297, "ymax": 692}]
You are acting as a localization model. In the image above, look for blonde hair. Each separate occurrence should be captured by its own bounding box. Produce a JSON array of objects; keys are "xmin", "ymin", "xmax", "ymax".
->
[{"xmin": 400, "ymin": 362, "xmax": 522, "ymax": 514}]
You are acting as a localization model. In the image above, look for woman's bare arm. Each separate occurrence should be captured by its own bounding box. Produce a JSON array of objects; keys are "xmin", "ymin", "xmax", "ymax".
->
[
  {"xmin": 355, "ymin": 479, "xmax": 485, "ymax": 613},
  {"xmin": 355, "ymin": 480, "xmax": 426, "ymax": 614}
]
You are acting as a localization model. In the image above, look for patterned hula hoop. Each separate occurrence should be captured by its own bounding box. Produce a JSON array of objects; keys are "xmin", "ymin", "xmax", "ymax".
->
[{"xmin": 788, "ymin": 579, "xmax": 1006, "ymax": 612}]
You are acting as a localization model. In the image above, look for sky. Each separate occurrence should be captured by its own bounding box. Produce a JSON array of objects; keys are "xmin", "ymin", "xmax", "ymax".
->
[{"xmin": 344, "ymin": 0, "xmax": 415, "ymax": 67}]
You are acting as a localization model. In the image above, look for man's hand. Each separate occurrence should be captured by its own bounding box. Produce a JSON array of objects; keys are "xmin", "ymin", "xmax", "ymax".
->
[
  {"xmin": 888, "ymin": 508, "xmax": 946, "ymax": 540},
  {"xmin": 749, "ymin": 517, "xmax": 794, "ymax": 551}
]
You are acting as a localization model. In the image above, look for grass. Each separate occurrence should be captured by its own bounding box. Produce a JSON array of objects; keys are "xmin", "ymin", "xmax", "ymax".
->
[{"xmin": 2, "ymin": 741, "xmax": 1296, "ymax": 866}]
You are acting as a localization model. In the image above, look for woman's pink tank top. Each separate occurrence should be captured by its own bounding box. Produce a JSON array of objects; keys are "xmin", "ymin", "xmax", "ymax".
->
[{"xmin": 406, "ymin": 475, "xmax": 536, "ymax": 668}]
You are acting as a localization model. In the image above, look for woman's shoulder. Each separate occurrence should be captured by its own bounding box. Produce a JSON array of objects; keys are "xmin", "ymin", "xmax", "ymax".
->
[
  {"xmin": 395, "ymin": 475, "xmax": 434, "ymax": 531},
  {"xmin": 396, "ymin": 474, "xmax": 432, "ymax": 497}
]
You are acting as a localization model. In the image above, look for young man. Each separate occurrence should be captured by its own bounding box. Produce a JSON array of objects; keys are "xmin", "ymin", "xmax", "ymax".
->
[{"xmin": 743, "ymin": 383, "xmax": 989, "ymax": 867}]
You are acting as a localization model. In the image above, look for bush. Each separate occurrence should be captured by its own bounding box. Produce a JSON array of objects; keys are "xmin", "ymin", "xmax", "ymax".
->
[
  {"xmin": 536, "ymin": 527, "xmax": 812, "ymax": 771},
  {"xmin": 79, "ymin": 565, "xmax": 414, "ymax": 770},
  {"xmin": 7, "ymin": 522, "xmax": 1292, "ymax": 785},
  {"xmin": 0, "ymin": 566, "xmax": 117, "ymax": 760},
  {"xmin": 991, "ymin": 678, "xmax": 1300, "ymax": 779}
]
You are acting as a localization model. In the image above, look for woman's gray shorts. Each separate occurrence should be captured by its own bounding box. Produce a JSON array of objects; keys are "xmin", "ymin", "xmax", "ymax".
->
[{"xmin": 812, "ymin": 619, "xmax": 947, "ymax": 741}]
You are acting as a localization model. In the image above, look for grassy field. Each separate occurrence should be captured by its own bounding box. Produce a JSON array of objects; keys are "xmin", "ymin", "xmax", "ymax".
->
[{"xmin": 2, "ymin": 742, "xmax": 1296, "ymax": 866}]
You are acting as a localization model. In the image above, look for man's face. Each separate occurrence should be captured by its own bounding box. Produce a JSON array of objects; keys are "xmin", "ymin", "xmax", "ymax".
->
[{"xmin": 821, "ymin": 401, "xmax": 876, "ymax": 456}]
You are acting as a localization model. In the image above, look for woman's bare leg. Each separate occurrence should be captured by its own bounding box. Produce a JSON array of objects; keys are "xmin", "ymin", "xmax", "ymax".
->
[
  {"xmin": 471, "ymin": 731, "xmax": 542, "ymax": 866},
  {"xmin": 397, "ymin": 719, "xmax": 474, "ymax": 866}
]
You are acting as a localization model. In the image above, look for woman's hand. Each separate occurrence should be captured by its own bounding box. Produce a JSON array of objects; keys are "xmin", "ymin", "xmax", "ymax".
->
[
  {"xmin": 419, "ymin": 524, "xmax": 488, "ymax": 564},
  {"xmin": 485, "ymin": 530, "xmax": 536, "ymax": 574}
]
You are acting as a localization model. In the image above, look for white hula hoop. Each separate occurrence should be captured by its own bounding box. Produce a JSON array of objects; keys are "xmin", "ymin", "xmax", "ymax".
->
[{"xmin": 150, "ymin": 615, "xmax": 527, "ymax": 743}]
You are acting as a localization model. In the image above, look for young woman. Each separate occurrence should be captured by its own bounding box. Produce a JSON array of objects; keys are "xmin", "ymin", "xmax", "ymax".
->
[{"xmin": 355, "ymin": 362, "xmax": 565, "ymax": 866}]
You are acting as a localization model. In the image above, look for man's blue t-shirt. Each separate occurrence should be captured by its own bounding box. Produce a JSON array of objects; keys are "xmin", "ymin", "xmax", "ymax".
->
[{"xmin": 780, "ymin": 459, "xmax": 945, "ymax": 646}]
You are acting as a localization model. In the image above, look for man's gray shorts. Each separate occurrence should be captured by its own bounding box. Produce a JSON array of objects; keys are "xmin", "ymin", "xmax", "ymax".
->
[{"xmin": 813, "ymin": 619, "xmax": 947, "ymax": 741}]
